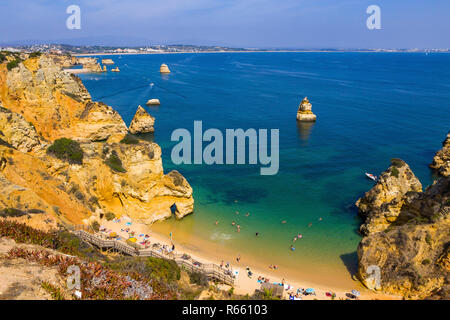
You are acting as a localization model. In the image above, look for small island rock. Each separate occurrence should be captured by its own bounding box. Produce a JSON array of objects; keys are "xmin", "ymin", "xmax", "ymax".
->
[
  {"xmin": 160, "ymin": 64, "xmax": 171, "ymax": 73},
  {"xmin": 128, "ymin": 105, "xmax": 155, "ymax": 134},
  {"xmin": 296, "ymin": 97, "xmax": 317, "ymax": 121},
  {"xmin": 146, "ymin": 99, "xmax": 160, "ymax": 106}
]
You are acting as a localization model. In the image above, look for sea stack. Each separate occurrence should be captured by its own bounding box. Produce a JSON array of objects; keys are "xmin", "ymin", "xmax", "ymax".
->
[
  {"xmin": 111, "ymin": 67, "xmax": 120, "ymax": 72},
  {"xmin": 129, "ymin": 105, "xmax": 155, "ymax": 134},
  {"xmin": 296, "ymin": 97, "xmax": 317, "ymax": 121},
  {"xmin": 146, "ymin": 99, "xmax": 161, "ymax": 106},
  {"xmin": 160, "ymin": 63, "xmax": 171, "ymax": 73}
]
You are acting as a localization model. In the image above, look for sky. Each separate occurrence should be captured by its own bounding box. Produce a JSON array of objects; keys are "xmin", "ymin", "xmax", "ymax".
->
[{"xmin": 0, "ymin": 0, "xmax": 449, "ymax": 48}]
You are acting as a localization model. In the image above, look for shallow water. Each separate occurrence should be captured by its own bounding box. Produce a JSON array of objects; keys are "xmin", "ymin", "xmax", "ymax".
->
[{"xmin": 79, "ymin": 52, "xmax": 450, "ymax": 281}]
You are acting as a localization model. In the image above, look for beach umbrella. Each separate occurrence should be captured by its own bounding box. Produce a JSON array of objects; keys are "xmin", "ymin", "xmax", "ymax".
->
[
  {"xmin": 351, "ymin": 290, "xmax": 360, "ymax": 297},
  {"xmin": 305, "ymin": 288, "xmax": 315, "ymax": 294}
]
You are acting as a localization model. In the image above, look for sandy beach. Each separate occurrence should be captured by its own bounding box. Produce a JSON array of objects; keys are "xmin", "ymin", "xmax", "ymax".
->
[{"xmin": 100, "ymin": 217, "xmax": 399, "ymax": 300}]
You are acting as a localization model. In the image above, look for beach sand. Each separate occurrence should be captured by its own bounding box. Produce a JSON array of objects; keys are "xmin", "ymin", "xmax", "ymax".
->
[{"xmin": 101, "ymin": 218, "xmax": 399, "ymax": 300}]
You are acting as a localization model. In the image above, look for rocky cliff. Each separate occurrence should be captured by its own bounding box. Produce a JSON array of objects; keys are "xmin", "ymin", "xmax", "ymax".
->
[
  {"xmin": 356, "ymin": 159, "xmax": 422, "ymax": 235},
  {"xmin": 356, "ymin": 157, "xmax": 449, "ymax": 299},
  {"xmin": 0, "ymin": 52, "xmax": 194, "ymax": 227},
  {"xmin": 430, "ymin": 131, "xmax": 450, "ymax": 177},
  {"xmin": 129, "ymin": 106, "xmax": 155, "ymax": 134}
]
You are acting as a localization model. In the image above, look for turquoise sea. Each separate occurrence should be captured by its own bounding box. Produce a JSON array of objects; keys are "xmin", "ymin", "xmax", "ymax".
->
[{"xmin": 79, "ymin": 52, "xmax": 450, "ymax": 284}]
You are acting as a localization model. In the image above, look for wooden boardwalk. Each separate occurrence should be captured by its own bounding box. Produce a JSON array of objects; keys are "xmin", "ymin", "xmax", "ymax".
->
[{"xmin": 73, "ymin": 229, "xmax": 235, "ymax": 286}]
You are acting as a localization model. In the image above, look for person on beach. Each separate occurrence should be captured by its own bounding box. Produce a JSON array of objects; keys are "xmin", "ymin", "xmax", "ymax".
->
[
  {"xmin": 236, "ymin": 254, "xmax": 241, "ymax": 263},
  {"xmin": 220, "ymin": 260, "xmax": 224, "ymax": 268}
]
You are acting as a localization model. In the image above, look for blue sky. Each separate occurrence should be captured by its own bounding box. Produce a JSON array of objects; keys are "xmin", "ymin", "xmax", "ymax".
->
[{"xmin": 1, "ymin": 0, "xmax": 449, "ymax": 48}]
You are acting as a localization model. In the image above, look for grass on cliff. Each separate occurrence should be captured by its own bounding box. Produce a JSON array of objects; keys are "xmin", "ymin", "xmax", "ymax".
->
[{"xmin": 47, "ymin": 138, "xmax": 84, "ymax": 165}]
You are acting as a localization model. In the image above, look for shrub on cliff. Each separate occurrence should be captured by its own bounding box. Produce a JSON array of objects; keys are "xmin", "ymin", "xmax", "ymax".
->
[
  {"xmin": 47, "ymin": 138, "xmax": 84, "ymax": 164},
  {"xmin": 120, "ymin": 134, "xmax": 139, "ymax": 145},
  {"xmin": 105, "ymin": 150, "xmax": 126, "ymax": 173},
  {"xmin": 6, "ymin": 59, "xmax": 21, "ymax": 71},
  {"xmin": 105, "ymin": 212, "xmax": 115, "ymax": 221},
  {"xmin": 29, "ymin": 51, "xmax": 42, "ymax": 58}
]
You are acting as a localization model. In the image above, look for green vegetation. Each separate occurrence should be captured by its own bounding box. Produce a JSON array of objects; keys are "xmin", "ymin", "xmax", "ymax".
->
[
  {"xmin": 391, "ymin": 158, "xmax": 406, "ymax": 168},
  {"xmin": 105, "ymin": 212, "xmax": 115, "ymax": 221},
  {"xmin": 41, "ymin": 281, "xmax": 65, "ymax": 300},
  {"xmin": 390, "ymin": 166, "xmax": 400, "ymax": 178},
  {"xmin": 0, "ymin": 52, "xmax": 5, "ymax": 63},
  {"xmin": 188, "ymin": 271, "xmax": 209, "ymax": 286},
  {"xmin": 105, "ymin": 150, "xmax": 126, "ymax": 173},
  {"xmin": 120, "ymin": 134, "xmax": 139, "ymax": 145},
  {"xmin": 47, "ymin": 138, "xmax": 84, "ymax": 164},
  {"xmin": 29, "ymin": 51, "xmax": 42, "ymax": 58},
  {"xmin": 422, "ymin": 259, "xmax": 431, "ymax": 265},
  {"xmin": 7, "ymin": 59, "xmax": 21, "ymax": 71},
  {"xmin": 0, "ymin": 208, "xmax": 27, "ymax": 218},
  {"xmin": 91, "ymin": 221, "xmax": 100, "ymax": 232}
]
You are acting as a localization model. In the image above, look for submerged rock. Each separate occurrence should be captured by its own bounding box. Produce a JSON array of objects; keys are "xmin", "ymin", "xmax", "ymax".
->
[
  {"xmin": 160, "ymin": 64, "xmax": 171, "ymax": 73},
  {"xmin": 356, "ymin": 158, "xmax": 422, "ymax": 235},
  {"xmin": 296, "ymin": 97, "xmax": 317, "ymax": 121},
  {"xmin": 430, "ymin": 131, "xmax": 450, "ymax": 177},
  {"xmin": 128, "ymin": 105, "xmax": 155, "ymax": 134},
  {"xmin": 146, "ymin": 99, "xmax": 160, "ymax": 106}
]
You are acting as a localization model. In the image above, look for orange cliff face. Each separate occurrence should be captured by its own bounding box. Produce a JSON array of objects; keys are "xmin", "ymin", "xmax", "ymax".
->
[
  {"xmin": 0, "ymin": 55, "xmax": 127, "ymax": 142},
  {"xmin": 0, "ymin": 53, "xmax": 194, "ymax": 229}
]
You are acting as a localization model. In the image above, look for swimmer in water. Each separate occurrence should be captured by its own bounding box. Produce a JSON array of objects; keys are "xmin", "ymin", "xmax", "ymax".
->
[
  {"xmin": 290, "ymin": 245, "xmax": 295, "ymax": 251},
  {"xmin": 232, "ymin": 221, "xmax": 236, "ymax": 226},
  {"xmin": 281, "ymin": 220, "xmax": 287, "ymax": 224},
  {"xmin": 308, "ymin": 223, "xmax": 312, "ymax": 227},
  {"xmin": 245, "ymin": 212, "xmax": 250, "ymax": 217},
  {"xmin": 255, "ymin": 232, "xmax": 259, "ymax": 236},
  {"xmin": 293, "ymin": 237, "xmax": 297, "ymax": 242},
  {"xmin": 215, "ymin": 221, "xmax": 219, "ymax": 225},
  {"xmin": 319, "ymin": 217, "xmax": 323, "ymax": 221}
]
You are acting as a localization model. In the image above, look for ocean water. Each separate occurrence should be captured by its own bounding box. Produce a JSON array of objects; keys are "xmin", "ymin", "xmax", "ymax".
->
[{"xmin": 79, "ymin": 52, "xmax": 450, "ymax": 282}]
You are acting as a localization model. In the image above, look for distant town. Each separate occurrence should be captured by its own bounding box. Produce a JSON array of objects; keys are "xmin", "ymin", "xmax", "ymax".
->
[{"xmin": 1, "ymin": 43, "xmax": 449, "ymax": 55}]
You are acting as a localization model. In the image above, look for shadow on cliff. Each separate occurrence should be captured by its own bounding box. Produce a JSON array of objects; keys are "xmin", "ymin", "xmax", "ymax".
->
[{"xmin": 340, "ymin": 251, "xmax": 359, "ymax": 280}]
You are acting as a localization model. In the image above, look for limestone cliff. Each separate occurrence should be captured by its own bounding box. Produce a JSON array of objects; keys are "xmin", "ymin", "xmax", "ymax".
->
[
  {"xmin": 0, "ymin": 55, "xmax": 127, "ymax": 141},
  {"xmin": 296, "ymin": 97, "xmax": 316, "ymax": 121},
  {"xmin": 356, "ymin": 159, "xmax": 422, "ymax": 235},
  {"xmin": 357, "ymin": 176, "xmax": 449, "ymax": 299},
  {"xmin": 128, "ymin": 106, "xmax": 155, "ymax": 134},
  {"xmin": 430, "ymin": 131, "xmax": 450, "ymax": 177},
  {"xmin": 0, "ymin": 52, "xmax": 194, "ymax": 226}
]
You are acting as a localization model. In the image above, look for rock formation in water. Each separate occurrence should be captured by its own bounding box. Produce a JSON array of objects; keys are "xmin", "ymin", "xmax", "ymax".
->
[
  {"xmin": 111, "ymin": 67, "xmax": 120, "ymax": 72},
  {"xmin": 356, "ymin": 157, "xmax": 449, "ymax": 299},
  {"xmin": 160, "ymin": 64, "xmax": 171, "ymax": 73},
  {"xmin": 0, "ymin": 52, "xmax": 194, "ymax": 226},
  {"xmin": 356, "ymin": 158, "xmax": 422, "ymax": 235},
  {"xmin": 101, "ymin": 59, "xmax": 115, "ymax": 65},
  {"xmin": 128, "ymin": 105, "xmax": 155, "ymax": 134},
  {"xmin": 296, "ymin": 97, "xmax": 316, "ymax": 121},
  {"xmin": 430, "ymin": 131, "xmax": 450, "ymax": 177},
  {"xmin": 146, "ymin": 99, "xmax": 160, "ymax": 106}
]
